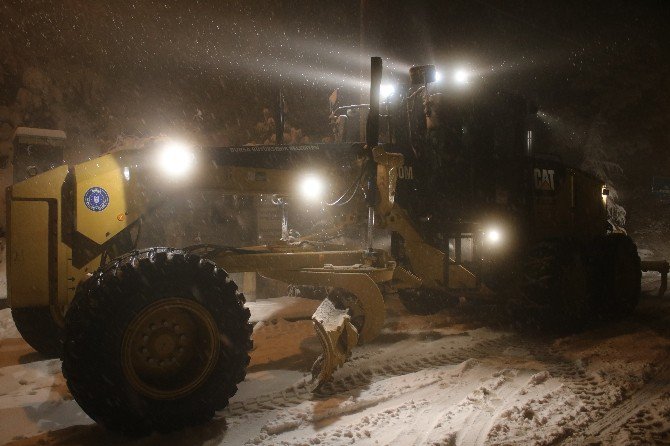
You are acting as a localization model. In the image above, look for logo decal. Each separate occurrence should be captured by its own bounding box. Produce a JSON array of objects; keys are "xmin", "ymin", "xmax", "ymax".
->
[
  {"xmin": 533, "ymin": 168, "xmax": 555, "ymax": 190},
  {"xmin": 84, "ymin": 187, "xmax": 110, "ymax": 212}
]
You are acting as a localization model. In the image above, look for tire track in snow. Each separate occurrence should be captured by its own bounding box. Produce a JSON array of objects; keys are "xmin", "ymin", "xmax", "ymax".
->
[
  {"xmin": 222, "ymin": 334, "xmax": 516, "ymax": 418},
  {"xmin": 226, "ymin": 328, "xmax": 666, "ymax": 445},
  {"xmin": 570, "ymin": 361, "xmax": 670, "ymax": 444},
  {"xmin": 457, "ymin": 370, "xmax": 531, "ymax": 446},
  {"xmin": 484, "ymin": 340, "xmax": 626, "ymax": 446},
  {"xmin": 512, "ymin": 343, "xmax": 670, "ymax": 446}
]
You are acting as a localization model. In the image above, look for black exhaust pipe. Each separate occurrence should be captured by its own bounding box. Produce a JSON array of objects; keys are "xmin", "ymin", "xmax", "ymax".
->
[
  {"xmin": 366, "ymin": 56, "xmax": 382, "ymax": 148},
  {"xmin": 365, "ymin": 57, "xmax": 382, "ymax": 251}
]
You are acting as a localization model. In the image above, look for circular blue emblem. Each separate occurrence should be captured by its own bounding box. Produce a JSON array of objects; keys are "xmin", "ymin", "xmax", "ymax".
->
[{"xmin": 84, "ymin": 187, "xmax": 110, "ymax": 212}]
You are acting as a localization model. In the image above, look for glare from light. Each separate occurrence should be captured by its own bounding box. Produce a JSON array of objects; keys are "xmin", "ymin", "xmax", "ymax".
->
[
  {"xmin": 486, "ymin": 228, "xmax": 501, "ymax": 244},
  {"xmin": 453, "ymin": 68, "xmax": 470, "ymax": 85},
  {"xmin": 434, "ymin": 71, "xmax": 443, "ymax": 83},
  {"xmin": 299, "ymin": 174, "xmax": 325, "ymax": 202},
  {"xmin": 158, "ymin": 141, "xmax": 195, "ymax": 177},
  {"xmin": 380, "ymin": 83, "xmax": 396, "ymax": 100}
]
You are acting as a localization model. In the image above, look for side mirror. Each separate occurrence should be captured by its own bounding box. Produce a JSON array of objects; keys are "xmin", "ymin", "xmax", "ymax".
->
[{"xmin": 409, "ymin": 65, "xmax": 437, "ymax": 86}]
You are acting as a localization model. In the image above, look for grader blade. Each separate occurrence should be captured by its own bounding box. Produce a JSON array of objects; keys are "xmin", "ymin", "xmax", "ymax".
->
[
  {"xmin": 311, "ymin": 297, "xmax": 359, "ymax": 384},
  {"xmin": 262, "ymin": 269, "xmax": 388, "ymax": 385}
]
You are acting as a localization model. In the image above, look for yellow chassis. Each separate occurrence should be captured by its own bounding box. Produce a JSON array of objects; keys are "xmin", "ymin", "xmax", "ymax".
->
[{"xmin": 6, "ymin": 145, "xmax": 479, "ymax": 383}]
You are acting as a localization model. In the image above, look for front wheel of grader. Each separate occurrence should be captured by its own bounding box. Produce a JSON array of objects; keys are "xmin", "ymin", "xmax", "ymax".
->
[{"xmin": 62, "ymin": 248, "xmax": 253, "ymax": 435}]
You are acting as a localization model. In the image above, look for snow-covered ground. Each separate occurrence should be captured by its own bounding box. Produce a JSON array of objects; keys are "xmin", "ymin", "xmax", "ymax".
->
[{"xmin": 1, "ymin": 270, "xmax": 670, "ymax": 445}]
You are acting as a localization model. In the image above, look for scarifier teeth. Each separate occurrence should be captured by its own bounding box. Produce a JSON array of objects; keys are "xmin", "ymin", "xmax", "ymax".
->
[{"xmin": 311, "ymin": 298, "xmax": 359, "ymax": 385}]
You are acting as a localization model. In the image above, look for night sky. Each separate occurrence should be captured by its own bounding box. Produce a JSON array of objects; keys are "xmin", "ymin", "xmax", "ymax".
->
[{"xmin": 1, "ymin": 0, "xmax": 669, "ymax": 186}]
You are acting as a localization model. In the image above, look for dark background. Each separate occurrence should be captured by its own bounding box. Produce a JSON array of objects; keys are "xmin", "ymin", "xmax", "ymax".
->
[{"xmin": 1, "ymin": 0, "xmax": 669, "ymax": 192}]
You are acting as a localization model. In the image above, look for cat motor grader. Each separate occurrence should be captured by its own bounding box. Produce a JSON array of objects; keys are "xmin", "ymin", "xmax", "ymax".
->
[{"xmin": 5, "ymin": 57, "xmax": 661, "ymax": 434}]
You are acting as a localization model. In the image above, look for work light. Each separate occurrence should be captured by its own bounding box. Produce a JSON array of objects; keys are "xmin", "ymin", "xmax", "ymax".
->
[
  {"xmin": 299, "ymin": 174, "xmax": 325, "ymax": 202},
  {"xmin": 158, "ymin": 141, "xmax": 195, "ymax": 177}
]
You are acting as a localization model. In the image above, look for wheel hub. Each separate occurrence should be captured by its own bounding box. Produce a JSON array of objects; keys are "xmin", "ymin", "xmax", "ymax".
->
[
  {"xmin": 122, "ymin": 298, "xmax": 220, "ymax": 400},
  {"xmin": 152, "ymin": 333, "xmax": 177, "ymax": 357}
]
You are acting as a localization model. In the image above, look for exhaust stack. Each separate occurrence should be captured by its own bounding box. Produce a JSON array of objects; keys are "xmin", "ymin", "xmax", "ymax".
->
[{"xmin": 366, "ymin": 56, "xmax": 382, "ymax": 148}]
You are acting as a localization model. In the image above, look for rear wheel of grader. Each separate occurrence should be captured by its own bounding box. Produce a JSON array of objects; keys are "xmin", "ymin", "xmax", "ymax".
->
[
  {"xmin": 592, "ymin": 234, "xmax": 641, "ymax": 317},
  {"xmin": 515, "ymin": 241, "xmax": 594, "ymax": 332},
  {"xmin": 11, "ymin": 307, "xmax": 63, "ymax": 358},
  {"xmin": 62, "ymin": 248, "xmax": 252, "ymax": 435}
]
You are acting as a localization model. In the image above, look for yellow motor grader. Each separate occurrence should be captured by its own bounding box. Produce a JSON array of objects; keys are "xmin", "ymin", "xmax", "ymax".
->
[{"xmin": 5, "ymin": 58, "xmax": 664, "ymax": 434}]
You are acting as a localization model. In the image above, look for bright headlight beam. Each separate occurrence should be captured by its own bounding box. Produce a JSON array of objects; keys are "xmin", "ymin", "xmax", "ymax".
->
[
  {"xmin": 158, "ymin": 141, "xmax": 195, "ymax": 177},
  {"xmin": 434, "ymin": 71, "xmax": 443, "ymax": 83},
  {"xmin": 299, "ymin": 174, "xmax": 325, "ymax": 202},
  {"xmin": 380, "ymin": 83, "xmax": 396, "ymax": 100},
  {"xmin": 453, "ymin": 68, "xmax": 470, "ymax": 85},
  {"xmin": 486, "ymin": 228, "xmax": 501, "ymax": 244}
]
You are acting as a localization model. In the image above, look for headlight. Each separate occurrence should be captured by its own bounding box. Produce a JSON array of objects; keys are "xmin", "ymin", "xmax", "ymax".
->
[
  {"xmin": 486, "ymin": 228, "xmax": 502, "ymax": 244},
  {"xmin": 299, "ymin": 174, "xmax": 325, "ymax": 202},
  {"xmin": 380, "ymin": 84, "xmax": 396, "ymax": 100},
  {"xmin": 158, "ymin": 141, "xmax": 195, "ymax": 177},
  {"xmin": 453, "ymin": 68, "xmax": 470, "ymax": 85}
]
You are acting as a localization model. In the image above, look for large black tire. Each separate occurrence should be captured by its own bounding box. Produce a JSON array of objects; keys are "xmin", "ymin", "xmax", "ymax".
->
[
  {"xmin": 398, "ymin": 288, "xmax": 456, "ymax": 315},
  {"xmin": 11, "ymin": 307, "xmax": 63, "ymax": 357},
  {"xmin": 514, "ymin": 242, "xmax": 594, "ymax": 332},
  {"xmin": 592, "ymin": 234, "xmax": 641, "ymax": 316},
  {"xmin": 62, "ymin": 248, "xmax": 252, "ymax": 435}
]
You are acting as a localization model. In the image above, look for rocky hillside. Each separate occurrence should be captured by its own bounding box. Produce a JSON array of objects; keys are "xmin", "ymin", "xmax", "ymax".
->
[{"xmin": 0, "ymin": 1, "xmax": 345, "ymax": 163}]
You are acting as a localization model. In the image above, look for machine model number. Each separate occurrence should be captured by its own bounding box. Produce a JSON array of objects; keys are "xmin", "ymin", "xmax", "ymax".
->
[
  {"xmin": 84, "ymin": 187, "xmax": 110, "ymax": 212},
  {"xmin": 533, "ymin": 168, "xmax": 556, "ymax": 191},
  {"xmin": 398, "ymin": 166, "xmax": 414, "ymax": 180}
]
